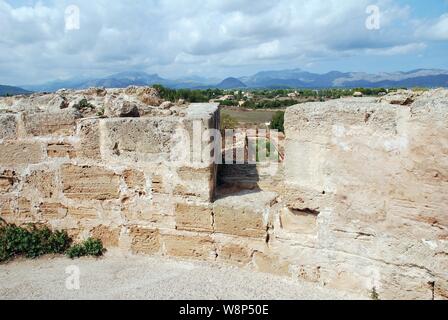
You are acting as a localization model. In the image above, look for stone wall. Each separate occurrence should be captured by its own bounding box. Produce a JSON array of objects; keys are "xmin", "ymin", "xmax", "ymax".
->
[
  {"xmin": 283, "ymin": 89, "xmax": 448, "ymax": 299},
  {"xmin": 1, "ymin": 87, "xmax": 447, "ymax": 300},
  {"xmin": 0, "ymin": 87, "xmax": 220, "ymax": 257}
]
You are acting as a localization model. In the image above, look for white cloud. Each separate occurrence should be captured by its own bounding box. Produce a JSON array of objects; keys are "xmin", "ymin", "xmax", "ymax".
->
[
  {"xmin": 0, "ymin": 0, "xmax": 445, "ymax": 84},
  {"xmin": 417, "ymin": 13, "xmax": 448, "ymax": 40}
]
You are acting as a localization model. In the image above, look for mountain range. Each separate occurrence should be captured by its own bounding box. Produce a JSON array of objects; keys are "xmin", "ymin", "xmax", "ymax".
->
[
  {"xmin": 0, "ymin": 85, "xmax": 31, "ymax": 96},
  {"xmin": 10, "ymin": 68, "xmax": 448, "ymax": 93}
]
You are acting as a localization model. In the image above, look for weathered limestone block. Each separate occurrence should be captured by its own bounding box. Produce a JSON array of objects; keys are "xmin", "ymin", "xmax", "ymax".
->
[
  {"xmin": 435, "ymin": 280, "xmax": 448, "ymax": 300},
  {"xmin": 377, "ymin": 89, "xmax": 421, "ymax": 105},
  {"xmin": 0, "ymin": 142, "xmax": 44, "ymax": 165},
  {"xmin": 279, "ymin": 207, "xmax": 318, "ymax": 234},
  {"xmin": 39, "ymin": 202, "xmax": 68, "ymax": 220},
  {"xmin": 77, "ymin": 119, "xmax": 102, "ymax": 160},
  {"xmin": 180, "ymin": 103, "xmax": 220, "ymax": 170},
  {"xmin": 104, "ymin": 96, "xmax": 141, "ymax": 118},
  {"xmin": 67, "ymin": 207, "xmax": 98, "ymax": 219},
  {"xmin": 123, "ymin": 170, "xmax": 146, "ymax": 191},
  {"xmin": 213, "ymin": 191, "xmax": 277, "ymax": 238},
  {"xmin": 151, "ymin": 175, "xmax": 165, "ymax": 194},
  {"xmin": 152, "ymin": 193, "xmax": 176, "ymax": 215},
  {"xmin": 25, "ymin": 93, "xmax": 69, "ymax": 112},
  {"xmin": 25, "ymin": 170, "xmax": 57, "ymax": 198},
  {"xmin": 285, "ymin": 99, "xmax": 399, "ymax": 192},
  {"xmin": 129, "ymin": 226, "xmax": 160, "ymax": 254},
  {"xmin": 23, "ymin": 109, "xmax": 80, "ymax": 136},
  {"xmin": 133, "ymin": 87, "xmax": 163, "ymax": 106},
  {"xmin": 373, "ymin": 266, "xmax": 435, "ymax": 300},
  {"xmin": 47, "ymin": 142, "xmax": 76, "ymax": 158},
  {"xmin": 91, "ymin": 225, "xmax": 120, "ymax": 247},
  {"xmin": 252, "ymin": 251, "xmax": 291, "ymax": 277},
  {"xmin": 17, "ymin": 197, "xmax": 34, "ymax": 220},
  {"xmin": 102, "ymin": 118, "xmax": 178, "ymax": 163},
  {"xmin": 217, "ymin": 243, "xmax": 252, "ymax": 266},
  {"xmin": 122, "ymin": 197, "xmax": 173, "ymax": 226},
  {"xmin": 0, "ymin": 170, "xmax": 16, "ymax": 193},
  {"xmin": 162, "ymin": 233, "xmax": 215, "ymax": 260},
  {"xmin": 0, "ymin": 114, "xmax": 18, "ymax": 140},
  {"xmin": 173, "ymin": 166, "xmax": 214, "ymax": 201},
  {"xmin": 61, "ymin": 164, "xmax": 120, "ymax": 200},
  {"xmin": 0, "ymin": 197, "xmax": 15, "ymax": 220},
  {"xmin": 175, "ymin": 202, "xmax": 213, "ymax": 232}
]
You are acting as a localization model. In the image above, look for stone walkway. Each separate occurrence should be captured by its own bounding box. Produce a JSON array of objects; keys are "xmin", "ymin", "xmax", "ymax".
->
[{"xmin": 0, "ymin": 255, "xmax": 362, "ymax": 300}]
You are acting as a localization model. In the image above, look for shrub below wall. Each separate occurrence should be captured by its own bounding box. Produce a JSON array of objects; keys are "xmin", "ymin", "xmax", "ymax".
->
[{"xmin": 0, "ymin": 219, "xmax": 104, "ymax": 263}]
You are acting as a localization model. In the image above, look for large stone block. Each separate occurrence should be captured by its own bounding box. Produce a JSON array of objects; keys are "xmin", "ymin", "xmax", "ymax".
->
[
  {"xmin": 182, "ymin": 103, "xmax": 220, "ymax": 165},
  {"xmin": 102, "ymin": 118, "xmax": 178, "ymax": 163},
  {"xmin": 279, "ymin": 207, "xmax": 318, "ymax": 234},
  {"xmin": 0, "ymin": 197, "xmax": 14, "ymax": 220},
  {"xmin": 77, "ymin": 119, "xmax": 102, "ymax": 160},
  {"xmin": 0, "ymin": 170, "xmax": 16, "ymax": 193},
  {"xmin": 25, "ymin": 170, "xmax": 57, "ymax": 199},
  {"xmin": 284, "ymin": 99, "xmax": 400, "ymax": 193},
  {"xmin": 162, "ymin": 233, "xmax": 215, "ymax": 260},
  {"xmin": 17, "ymin": 197, "xmax": 34, "ymax": 220},
  {"xmin": 0, "ymin": 142, "xmax": 44, "ymax": 165},
  {"xmin": 67, "ymin": 206, "xmax": 98, "ymax": 219},
  {"xmin": 39, "ymin": 202, "xmax": 68, "ymax": 220},
  {"xmin": 123, "ymin": 170, "xmax": 146, "ymax": 191},
  {"xmin": 23, "ymin": 110, "xmax": 80, "ymax": 136},
  {"xmin": 47, "ymin": 142, "xmax": 76, "ymax": 159},
  {"xmin": 61, "ymin": 164, "xmax": 120, "ymax": 200},
  {"xmin": 213, "ymin": 191, "xmax": 277, "ymax": 238},
  {"xmin": 175, "ymin": 203, "xmax": 213, "ymax": 232},
  {"xmin": 0, "ymin": 114, "xmax": 18, "ymax": 140},
  {"xmin": 173, "ymin": 166, "xmax": 214, "ymax": 201},
  {"xmin": 91, "ymin": 225, "xmax": 120, "ymax": 247},
  {"xmin": 129, "ymin": 226, "xmax": 160, "ymax": 254},
  {"xmin": 218, "ymin": 243, "xmax": 252, "ymax": 266},
  {"xmin": 252, "ymin": 251, "xmax": 291, "ymax": 277},
  {"xmin": 122, "ymin": 195, "xmax": 176, "ymax": 227}
]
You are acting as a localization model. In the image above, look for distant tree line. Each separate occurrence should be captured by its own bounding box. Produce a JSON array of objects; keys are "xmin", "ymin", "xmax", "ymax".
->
[
  {"xmin": 242, "ymin": 99, "xmax": 298, "ymax": 109},
  {"xmin": 153, "ymin": 85, "xmax": 225, "ymax": 102},
  {"xmin": 152, "ymin": 84, "xmax": 396, "ymax": 105}
]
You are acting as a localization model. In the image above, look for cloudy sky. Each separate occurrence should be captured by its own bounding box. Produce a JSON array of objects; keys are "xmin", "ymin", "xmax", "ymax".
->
[{"xmin": 1, "ymin": 0, "xmax": 448, "ymax": 85}]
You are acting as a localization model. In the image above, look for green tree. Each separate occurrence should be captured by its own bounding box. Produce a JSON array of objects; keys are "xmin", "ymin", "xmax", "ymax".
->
[{"xmin": 270, "ymin": 111, "xmax": 285, "ymax": 133}]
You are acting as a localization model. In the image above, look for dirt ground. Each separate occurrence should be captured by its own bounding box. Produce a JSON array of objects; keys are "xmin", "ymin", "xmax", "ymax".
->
[
  {"xmin": 221, "ymin": 108, "xmax": 278, "ymax": 124},
  {"xmin": 0, "ymin": 254, "xmax": 362, "ymax": 300}
]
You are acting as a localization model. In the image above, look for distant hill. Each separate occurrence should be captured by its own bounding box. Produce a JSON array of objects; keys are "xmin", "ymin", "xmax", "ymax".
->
[
  {"xmin": 216, "ymin": 77, "xmax": 247, "ymax": 89},
  {"xmin": 22, "ymin": 71, "xmax": 175, "ymax": 92},
  {"xmin": 19, "ymin": 68, "xmax": 448, "ymax": 92},
  {"xmin": 0, "ymin": 85, "xmax": 31, "ymax": 96},
  {"xmin": 239, "ymin": 69, "xmax": 448, "ymax": 88}
]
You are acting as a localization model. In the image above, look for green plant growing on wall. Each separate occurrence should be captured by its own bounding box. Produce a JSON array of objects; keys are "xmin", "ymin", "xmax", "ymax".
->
[
  {"xmin": 0, "ymin": 220, "xmax": 71, "ymax": 262},
  {"xmin": 0, "ymin": 219, "xmax": 104, "ymax": 263},
  {"xmin": 66, "ymin": 238, "xmax": 104, "ymax": 259}
]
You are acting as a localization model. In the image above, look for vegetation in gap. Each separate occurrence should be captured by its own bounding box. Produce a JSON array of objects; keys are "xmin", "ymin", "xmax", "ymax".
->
[
  {"xmin": 270, "ymin": 111, "xmax": 285, "ymax": 133},
  {"xmin": 0, "ymin": 219, "xmax": 104, "ymax": 263}
]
